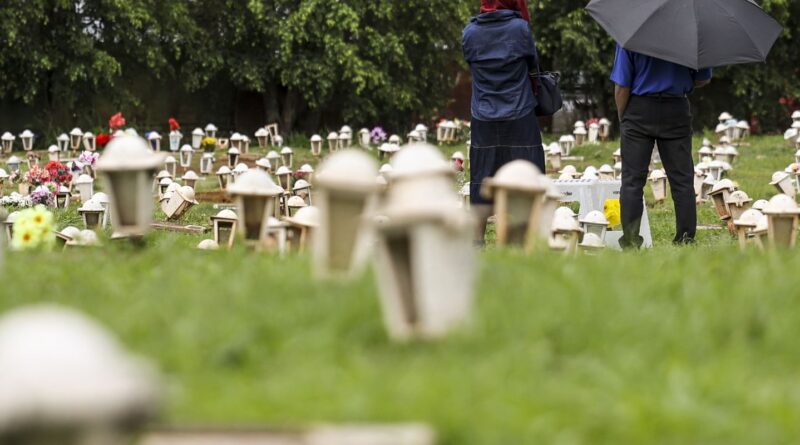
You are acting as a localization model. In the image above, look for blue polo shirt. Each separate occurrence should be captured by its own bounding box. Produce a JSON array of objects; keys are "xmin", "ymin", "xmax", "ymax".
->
[{"xmin": 610, "ymin": 45, "xmax": 712, "ymax": 96}]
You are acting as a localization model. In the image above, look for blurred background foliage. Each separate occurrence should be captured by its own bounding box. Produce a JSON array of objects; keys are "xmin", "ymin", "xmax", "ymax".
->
[{"xmin": 0, "ymin": 0, "xmax": 797, "ymax": 135}]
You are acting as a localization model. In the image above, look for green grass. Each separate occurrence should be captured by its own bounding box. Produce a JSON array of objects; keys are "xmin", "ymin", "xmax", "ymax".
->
[{"xmin": 2, "ymin": 135, "xmax": 799, "ymax": 444}]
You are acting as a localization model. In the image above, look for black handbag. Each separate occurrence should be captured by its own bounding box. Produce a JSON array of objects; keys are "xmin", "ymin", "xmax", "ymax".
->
[{"xmin": 531, "ymin": 69, "xmax": 563, "ymax": 117}]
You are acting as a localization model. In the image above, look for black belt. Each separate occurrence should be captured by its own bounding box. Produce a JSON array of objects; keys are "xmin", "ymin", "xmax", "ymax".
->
[{"xmin": 638, "ymin": 93, "xmax": 687, "ymax": 99}]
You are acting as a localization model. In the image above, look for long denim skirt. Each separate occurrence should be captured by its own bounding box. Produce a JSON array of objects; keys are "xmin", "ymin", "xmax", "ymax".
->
[{"xmin": 469, "ymin": 110, "xmax": 545, "ymax": 205}]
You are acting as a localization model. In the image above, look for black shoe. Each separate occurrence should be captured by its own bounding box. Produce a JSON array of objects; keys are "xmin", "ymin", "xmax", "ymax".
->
[
  {"xmin": 673, "ymin": 234, "xmax": 696, "ymax": 246},
  {"xmin": 620, "ymin": 234, "xmax": 644, "ymax": 250}
]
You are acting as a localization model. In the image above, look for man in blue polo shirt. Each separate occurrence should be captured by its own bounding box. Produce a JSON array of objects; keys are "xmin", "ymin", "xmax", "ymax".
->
[{"xmin": 611, "ymin": 44, "xmax": 712, "ymax": 248}]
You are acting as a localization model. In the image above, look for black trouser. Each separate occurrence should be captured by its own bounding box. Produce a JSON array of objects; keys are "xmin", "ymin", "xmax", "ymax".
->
[{"xmin": 620, "ymin": 95, "xmax": 696, "ymax": 248}]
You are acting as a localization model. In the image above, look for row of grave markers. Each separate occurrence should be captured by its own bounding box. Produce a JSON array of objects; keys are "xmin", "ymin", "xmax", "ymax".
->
[{"xmin": 4, "ymin": 113, "xmax": 800, "ymax": 340}]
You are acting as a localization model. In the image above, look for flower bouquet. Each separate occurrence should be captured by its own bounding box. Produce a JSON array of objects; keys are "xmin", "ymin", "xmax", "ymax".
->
[
  {"xmin": 11, "ymin": 205, "xmax": 55, "ymax": 251},
  {"xmin": 21, "ymin": 165, "xmax": 50, "ymax": 196},
  {"xmin": 96, "ymin": 133, "xmax": 112, "ymax": 148},
  {"xmin": 201, "ymin": 137, "xmax": 217, "ymax": 153},
  {"xmin": 0, "ymin": 193, "xmax": 33, "ymax": 209},
  {"xmin": 23, "ymin": 165, "xmax": 50, "ymax": 187},
  {"xmin": 109, "ymin": 112, "xmax": 126, "ymax": 132},
  {"xmin": 44, "ymin": 161, "xmax": 73, "ymax": 188},
  {"xmin": 370, "ymin": 127, "xmax": 388, "ymax": 145},
  {"xmin": 169, "ymin": 118, "xmax": 182, "ymax": 152},
  {"xmin": 78, "ymin": 151, "xmax": 98, "ymax": 166},
  {"xmin": 78, "ymin": 152, "xmax": 99, "ymax": 177},
  {"xmin": 29, "ymin": 187, "xmax": 55, "ymax": 207}
]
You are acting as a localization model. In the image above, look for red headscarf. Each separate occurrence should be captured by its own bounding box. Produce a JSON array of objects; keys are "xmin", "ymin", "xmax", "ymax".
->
[{"xmin": 480, "ymin": 0, "xmax": 530, "ymax": 22}]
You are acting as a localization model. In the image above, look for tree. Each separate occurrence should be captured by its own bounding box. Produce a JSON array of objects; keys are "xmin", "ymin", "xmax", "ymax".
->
[
  {"xmin": 532, "ymin": 1, "xmax": 617, "ymax": 121},
  {"xmin": 0, "ymin": 0, "xmax": 197, "ymax": 129},
  {"xmin": 181, "ymin": 0, "xmax": 472, "ymax": 133},
  {"xmin": 0, "ymin": 0, "xmax": 121, "ymax": 112}
]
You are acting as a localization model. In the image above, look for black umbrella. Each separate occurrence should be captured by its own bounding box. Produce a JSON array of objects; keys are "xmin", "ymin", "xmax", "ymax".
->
[{"xmin": 586, "ymin": 0, "xmax": 783, "ymax": 70}]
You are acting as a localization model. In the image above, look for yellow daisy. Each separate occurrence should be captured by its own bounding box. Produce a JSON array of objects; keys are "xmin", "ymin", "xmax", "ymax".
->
[
  {"xmin": 11, "ymin": 206, "xmax": 55, "ymax": 250},
  {"xmin": 11, "ymin": 225, "xmax": 40, "ymax": 251},
  {"xmin": 29, "ymin": 205, "xmax": 53, "ymax": 228}
]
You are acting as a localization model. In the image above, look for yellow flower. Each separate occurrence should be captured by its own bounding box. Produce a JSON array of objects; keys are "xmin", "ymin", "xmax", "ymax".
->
[
  {"xmin": 11, "ymin": 224, "xmax": 41, "ymax": 250},
  {"xmin": 604, "ymin": 199, "xmax": 621, "ymax": 228},
  {"xmin": 11, "ymin": 206, "xmax": 55, "ymax": 251},
  {"xmin": 29, "ymin": 205, "xmax": 53, "ymax": 229},
  {"xmin": 202, "ymin": 137, "xmax": 217, "ymax": 146}
]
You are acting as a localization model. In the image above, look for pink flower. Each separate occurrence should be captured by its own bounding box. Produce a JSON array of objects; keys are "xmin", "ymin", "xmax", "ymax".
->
[
  {"xmin": 79, "ymin": 151, "xmax": 99, "ymax": 166},
  {"xmin": 109, "ymin": 112, "xmax": 126, "ymax": 130}
]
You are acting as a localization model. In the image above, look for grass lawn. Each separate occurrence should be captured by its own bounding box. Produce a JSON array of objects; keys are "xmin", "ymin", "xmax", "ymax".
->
[{"xmin": 2, "ymin": 134, "xmax": 799, "ymax": 444}]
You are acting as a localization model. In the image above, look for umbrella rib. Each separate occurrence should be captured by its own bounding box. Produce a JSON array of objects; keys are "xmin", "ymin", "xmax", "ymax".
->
[
  {"xmin": 618, "ymin": 0, "xmax": 703, "ymax": 68},
  {"xmin": 691, "ymin": 0, "xmax": 700, "ymax": 70},
  {"xmin": 620, "ymin": 0, "xmax": 671, "ymax": 48}
]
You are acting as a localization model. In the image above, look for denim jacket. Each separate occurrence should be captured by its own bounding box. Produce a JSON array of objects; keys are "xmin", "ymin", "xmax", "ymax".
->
[{"xmin": 462, "ymin": 10, "xmax": 539, "ymax": 121}]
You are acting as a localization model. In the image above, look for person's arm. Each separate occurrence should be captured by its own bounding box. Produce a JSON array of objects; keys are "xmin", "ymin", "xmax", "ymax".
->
[
  {"xmin": 523, "ymin": 25, "xmax": 539, "ymax": 73},
  {"xmin": 522, "ymin": 25, "xmax": 540, "ymax": 95},
  {"xmin": 694, "ymin": 68, "xmax": 713, "ymax": 89},
  {"xmin": 615, "ymin": 85, "xmax": 632, "ymax": 121},
  {"xmin": 610, "ymin": 45, "xmax": 634, "ymax": 121}
]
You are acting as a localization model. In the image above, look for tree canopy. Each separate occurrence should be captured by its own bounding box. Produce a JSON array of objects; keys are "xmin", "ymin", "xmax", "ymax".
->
[{"xmin": 0, "ymin": 0, "xmax": 797, "ymax": 134}]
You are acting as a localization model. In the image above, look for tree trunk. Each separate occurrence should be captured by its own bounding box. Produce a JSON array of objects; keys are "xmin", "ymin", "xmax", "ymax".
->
[
  {"xmin": 280, "ymin": 89, "xmax": 303, "ymax": 135},
  {"xmin": 304, "ymin": 109, "xmax": 322, "ymax": 134},
  {"xmin": 264, "ymin": 83, "xmax": 281, "ymax": 125}
]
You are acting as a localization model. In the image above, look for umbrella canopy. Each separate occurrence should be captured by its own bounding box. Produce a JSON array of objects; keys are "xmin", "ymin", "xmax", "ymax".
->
[{"xmin": 586, "ymin": 0, "xmax": 783, "ymax": 70}]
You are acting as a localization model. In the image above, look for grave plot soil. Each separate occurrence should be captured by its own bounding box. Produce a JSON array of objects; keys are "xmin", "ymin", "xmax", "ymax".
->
[{"xmin": 196, "ymin": 191, "xmax": 233, "ymax": 203}]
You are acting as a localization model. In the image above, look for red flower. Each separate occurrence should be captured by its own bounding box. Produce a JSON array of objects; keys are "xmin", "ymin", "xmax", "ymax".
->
[
  {"xmin": 44, "ymin": 161, "xmax": 72, "ymax": 187},
  {"xmin": 169, "ymin": 118, "xmax": 181, "ymax": 132},
  {"xmin": 109, "ymin": 112, "xmax": 126, "ymax": 130},
  {"xmin": 96, "ymin": 133, "xmax": 112, "ymax": 147}
]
